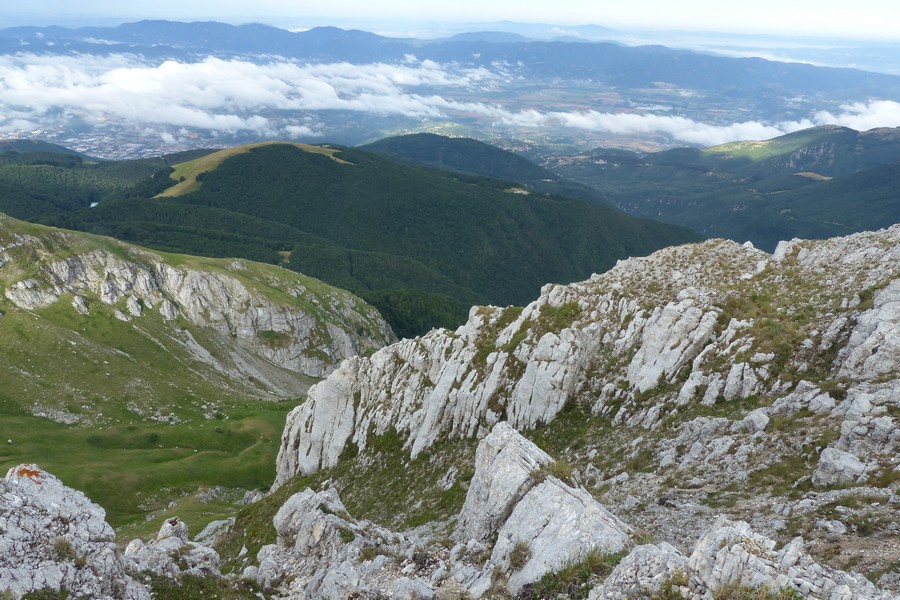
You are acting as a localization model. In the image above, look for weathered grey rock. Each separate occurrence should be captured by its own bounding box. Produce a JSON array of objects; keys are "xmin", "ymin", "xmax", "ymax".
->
[
  {"xmin": 254, "ymin": 487, "xmax": 435, "ymax": 599},
  {"xmin": 123, "ymin": 517, "xmax": 220, "ymax": 578},
  {"xmin": 838, "ymin": 279, "xmax": 900, "ymax": 381},
  {"xmin": 454, "ymin": 422, "xmax": 553, "ymax": 543},
  {"xmin": 451, "ymin": 423, "xmax": 631, "ymax": 596},
  {"xmin": 589, "ymin": 542, "xmax": 688, "ymax": 600},
  {"xmin": 492, "ymin": 478, "xmax": 633, "ymax": 595},
  {"xmin": 812, "ymin": 447, "xmax": 868, "ymax": 487},
  {"xmin": 625, "ymin": 299, "xmax": 718, "ymax": 393},
  {"xmin": 687, "ymin": 518, "xmax": 895, "ymax": 600},
  {"xmin": 0, "ymin": 464, "xmax": 150, "ymax": 600}
]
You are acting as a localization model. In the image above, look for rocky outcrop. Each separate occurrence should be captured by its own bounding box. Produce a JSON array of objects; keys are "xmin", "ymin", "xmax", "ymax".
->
[
  {"xmin": 123, "ymin": 517, "xmax": 220, "ymax": 579},
  {"xmin": 276, "ymin": 225, "xmax": 900, "ymax": 484},
  {"xmin": 0, "ymin": 215, "xmax": 394, "ymax": 400},
  {"xmin": 247, "ymin": 487, "xmax": 434, "ymax": 599},
  {"xmin": 592, "ymin": 517, "xmax": 897, "ymax": 600},
  {"xmin": 0, "ymin": 464, "xmax": 150, "ymax": 600},
  {"xmin": 452, "ymin": 423, "xmax": 633, "ymax": 596},
  {"xmin": 454, "ymin": 421, "xmax": 553, "ymax": 543}
]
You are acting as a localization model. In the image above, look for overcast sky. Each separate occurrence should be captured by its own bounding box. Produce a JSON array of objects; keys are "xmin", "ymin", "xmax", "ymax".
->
[{"xmin": 6, "ymin": 0, "xmax": 900, "ymax": 40}]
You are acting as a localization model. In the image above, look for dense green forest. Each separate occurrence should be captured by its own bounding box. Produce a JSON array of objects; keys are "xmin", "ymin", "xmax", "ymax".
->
[
  {"xmin": 363, "ymin": 133, "xmax": 612, "ymax": 206},
  {"xmin": 553, "ymin": 126, "xmax": 900, "ymax": 250},
  {"xmin": 0, "ymin": 142, "xmax": 699, "ymax": 337}
]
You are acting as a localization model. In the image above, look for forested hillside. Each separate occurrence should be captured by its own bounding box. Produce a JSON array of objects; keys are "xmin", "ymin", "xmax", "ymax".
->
[{"xmin": 0, "ymin": 142, "xmax": 700, "ymax": 337}]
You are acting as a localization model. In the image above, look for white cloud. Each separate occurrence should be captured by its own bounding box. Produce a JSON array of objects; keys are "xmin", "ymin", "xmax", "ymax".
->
[
  {"xmin": 0, "ymin": 52, "xmax": 898, "ymax": 148},
  {"xmin": 811, "ymin": 100, "xmax": 900, "ymax": 131}
]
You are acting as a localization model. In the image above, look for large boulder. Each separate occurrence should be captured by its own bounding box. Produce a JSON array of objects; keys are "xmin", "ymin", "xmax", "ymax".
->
[
  {"xmin": 0, "ymin": 464, "xmax": 150, "ymax": 600},
  {"xmin": 453, "ymin": 423, "xmax": 632, "ymax": 596},
  {"xmin": 454, "ymin": 421, "xmax": 553, "ymax": 543}
]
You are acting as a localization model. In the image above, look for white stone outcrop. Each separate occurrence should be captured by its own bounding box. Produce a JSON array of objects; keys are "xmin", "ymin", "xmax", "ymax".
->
[
  {"xmin": 591, "ymin": 542, "xmax": 688, "ymax": 600},
  {"xmin": 123, "ymin": 517, "xmax": 220, "ymax": 578},
  {"xmin": 492, "ymin": 478, "xmax": 633, "ymax": 595},
  {"xmin": 687, "ymin": 518, "xmax": 895, "ymax": 600},
  {"xmin": 0, "ymin": 464, "xmax": 150, "ymax": 600},
  {"xmin": 251, "ymin": 488, "xmax": 432, "ymax": 599},
  {"xmin": 838, "ymin": 279, "xmax": 900, "ymax": 381},
  {"xmin": 452, "ymin": 423, "xmax": 632, "ymax": 596},
  {"xmin": 276, "ymin": 225, "xmax": 899, "ymax": 489},
  {"xmin": 454, "ymin": 421, "xmax": 553, "ymax": 543},
  {"xmin": 592, "ymin": 518, "xmax": 897, "ymax": 600}
]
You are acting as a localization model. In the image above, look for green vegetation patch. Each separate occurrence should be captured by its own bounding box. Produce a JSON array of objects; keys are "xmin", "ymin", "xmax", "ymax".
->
[
  {"xmin": 0, "ymin": 399, "xmax": 291, "ymax": 536},
  {"xmin": 516, "ymin": 548, "xmax": 625, "ymax": 600},
  {"xmin": 162, "ymin": 142, "xmax": 351, "ymax": 197}
]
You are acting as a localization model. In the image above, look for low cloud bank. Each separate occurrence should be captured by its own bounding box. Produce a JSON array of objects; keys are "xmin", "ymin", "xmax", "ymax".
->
[{"xmin": 1, "ymin": 53, "xmax": 899, "ymax": 146}]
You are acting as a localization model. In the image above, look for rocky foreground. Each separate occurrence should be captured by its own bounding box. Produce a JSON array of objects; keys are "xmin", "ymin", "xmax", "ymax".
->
[{"xmin": 1, "ymin": 226, "xmax": 897, "ymax": 599}]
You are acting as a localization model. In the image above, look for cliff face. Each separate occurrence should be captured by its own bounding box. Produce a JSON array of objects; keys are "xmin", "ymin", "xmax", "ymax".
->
[
  {"xmin": 276, "ymin": 225, "xmax": 899, "ymax": 484},
  {"xmin": 0, "ymin": 214, "xmax": 395, "ymax": 415}
]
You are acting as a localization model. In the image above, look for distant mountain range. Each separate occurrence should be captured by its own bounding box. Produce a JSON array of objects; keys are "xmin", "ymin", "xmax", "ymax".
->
[{"xmin": 2, "ymin": 20, "xmax": 897, "ymax": 98}]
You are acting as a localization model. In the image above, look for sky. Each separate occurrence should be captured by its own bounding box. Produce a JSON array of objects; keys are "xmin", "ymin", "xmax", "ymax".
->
[{"xmin": 6, "ymin": 0, "xmax": 900, "ymax": 40}]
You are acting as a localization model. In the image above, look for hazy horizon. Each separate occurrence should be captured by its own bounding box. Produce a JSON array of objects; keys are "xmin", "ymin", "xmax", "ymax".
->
[{"xmin": 5, "ymin": 0, "xmax": 900, "ymax": 42}]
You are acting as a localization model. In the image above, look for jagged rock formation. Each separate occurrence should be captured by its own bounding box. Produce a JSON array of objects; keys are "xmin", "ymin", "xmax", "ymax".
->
[
  {"xmin": 0, "ymin": 464, "xmax": 150, "ymax": 599},
  {"xmin": 243, "ymin": 422, "xmax": 897, "ymax": 599},
  {"xmin": 276, "ymin": 225, "xmax": 899, "ymax": 483},
  {"xmin": 248, "ymin": 487, "xmax": 433, "ymax": 599},
  {"xmin": 592, "ymin": 518, "xmax": 897, "ymax": 600},
  {"xmin": 273, "ymin": 225, "xmax": 899, "ymax": 591},
  {"xmin": 0, "ymin": 214, "xmax": 394, "ymax": 409},
  {"xmin": 453, "ymin": 423, "xmax": 633, "ymax": 596},
  {"xmin": 246, "ymin": 423, "xmax": 634, "ymax": 599}
]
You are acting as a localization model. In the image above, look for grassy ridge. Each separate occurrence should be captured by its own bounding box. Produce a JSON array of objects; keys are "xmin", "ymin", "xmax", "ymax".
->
[{"xmin": 162, "ymin": 141, "xmax": 350, "ymax": 197}]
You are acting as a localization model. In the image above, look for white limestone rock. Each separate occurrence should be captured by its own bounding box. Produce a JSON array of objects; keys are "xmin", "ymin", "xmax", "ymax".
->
[
  {"xmin": 688, "ymin": 518, "xmax": 895, "ymax": 600},
  {"xmin": 454, "ymin": 421, "xmax": 553, "ymax": 543},
  {"xmin": 625, "ymin": 299, "xmax": 718, "ymax": 393},
  {"xmin": 0, "ymin": 464, "xmax": 150, "ymax": 600},
  {"xmin": 254, "ymin": 487, "xmax": 434, "ymax": 599},
  {"xmin": 589, "ymin": 543, "xmax": 688, "ymax": 600},
  {"xmin": 811, "ymin": 447, "xmax": 869, "ymax": 487},
  {"xmin": 123, "ymin": 517, "xmax": 220, "ymax": 578},
  {"xmin": 492, "ymin": 478, "xmax": 633, "ymax": 595},
  {"xmin": 838, "ymin": 279, "xmax": 900, "ymax": 381}
]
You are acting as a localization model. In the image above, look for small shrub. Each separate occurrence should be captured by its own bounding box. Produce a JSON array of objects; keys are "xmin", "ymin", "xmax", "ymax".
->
[
  {"xmin": 532, "ymin": 460, "xmax": 575, "ymax": 486},
  {"xmin": 650, "ymin": 569, "xmax": 689, "ymax": 599},
  {"xmin": 516, "ymin": 548, "xmax": 625, "ymax": 600},
  {"xmin": 52, "ymin": 537, "xmax": 76, "ymax": 562},
  {"xmin": 338, "ymin": 527, "xmax": 356, "ymax": 544},
  {"xmin": 509, "ymin": 541, "xmax": 532, "ymax": 571}
]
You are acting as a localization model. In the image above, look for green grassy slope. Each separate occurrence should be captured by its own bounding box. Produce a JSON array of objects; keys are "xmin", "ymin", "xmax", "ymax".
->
[{"xmin": 0, "ymin": 215, "xmax": 390, "ymax": 534}]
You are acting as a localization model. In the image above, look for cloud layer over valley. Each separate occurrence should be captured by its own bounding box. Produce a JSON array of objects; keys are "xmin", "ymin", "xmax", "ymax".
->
[{"xmin": 2, "ymin": 53, "xmax": 900, "ymax": 153}]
